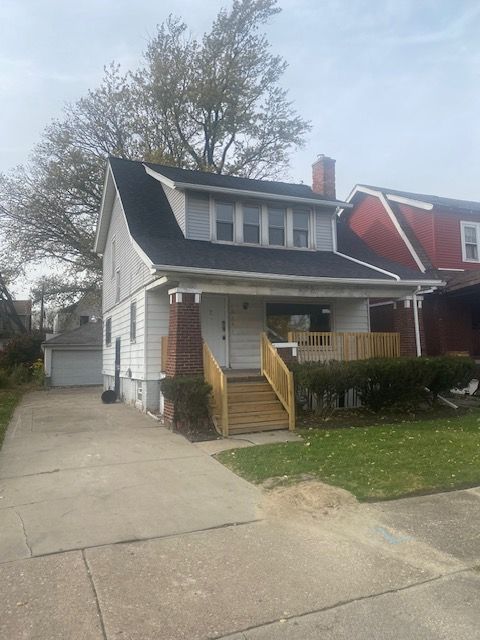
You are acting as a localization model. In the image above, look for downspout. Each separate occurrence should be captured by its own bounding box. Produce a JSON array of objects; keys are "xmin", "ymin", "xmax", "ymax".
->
[{"xmin": 412, "ymin": 287, "xmax": 422, "ymax": 357}]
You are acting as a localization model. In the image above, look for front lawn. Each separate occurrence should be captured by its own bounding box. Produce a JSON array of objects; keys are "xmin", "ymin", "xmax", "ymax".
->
[
  {"xmin": 0, "ymin": 389, "xmax": 24, "ymax": 449},
  {"xmin": 217, "ymin": 410, "xmax": 480, "ymax": 500}
]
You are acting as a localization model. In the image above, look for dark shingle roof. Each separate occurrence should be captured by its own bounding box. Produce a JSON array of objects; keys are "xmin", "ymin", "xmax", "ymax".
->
[
  {"xmin": 143, "ymin": 161, "xmax": 347, "ymax": 204},
  {"xmin": 43, "ymin": 321, "xmax": 102, "ymax": 347},
  {"xmin": 109, "ymin": 157, "xmax": 434, "ymax": 283},
  {"xmin": 359, "ymin": 185, "xmax": 480, "ymax": 213}
]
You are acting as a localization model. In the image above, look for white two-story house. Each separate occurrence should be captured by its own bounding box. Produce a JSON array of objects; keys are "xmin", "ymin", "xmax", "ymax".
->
[{"xmin": 94, "ymin": 155, "xmax": 439, "ymax": 434}]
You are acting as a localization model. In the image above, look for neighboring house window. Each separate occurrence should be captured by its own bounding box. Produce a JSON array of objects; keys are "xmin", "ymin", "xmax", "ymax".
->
[
  {"xmin": 111, "ymin": 237, "xmax": 116, "ymax": 278},
  {"xmin": 268, "ymin": 207, "xmax": 285, "ymax": 246},
  {"xmin": 137, "ymin": 381, "xmax": 143, "ymax": 402},
  {"xmin": 130, "ymin": 301, "xmax": 137, "ymax": 342},
  {"xmin": 293, "ymin": 209, "xmax": 310, "ymax": 248},
  {"xmin": 216, "ymin": 202, "xmax": 235, "ymax": 242},
  {"xmin": 115, "ymin": 270, "xmax": 121, "ymax": 303},
  {"xmin": 243, "ymin": 205, "xmax": 260, "ymax": 244},
  {"xmin": 105, "ymin": 318, "xmax": 112, "ymax": 346},
  {"xmin": 80, "ymin": 315, "xmax": 89, "ymax": 325},
  {"xmin": 461, "ymin": 222, "xmax": 480, "ymax": 262}
]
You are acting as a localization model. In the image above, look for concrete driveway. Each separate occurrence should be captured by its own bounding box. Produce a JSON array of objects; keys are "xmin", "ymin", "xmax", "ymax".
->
[{"xmin": 1, "ymin": 388, "xmax": 480, "ymax": 639}]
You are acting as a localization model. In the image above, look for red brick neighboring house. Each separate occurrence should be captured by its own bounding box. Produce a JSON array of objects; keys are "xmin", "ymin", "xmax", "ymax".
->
[{"xmin": 337, "ymin": 185, "xmax": 480, "ymax": 357}]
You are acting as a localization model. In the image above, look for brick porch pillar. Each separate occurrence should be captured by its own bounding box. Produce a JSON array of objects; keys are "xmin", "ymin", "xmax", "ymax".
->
[
  {"xmin": 392, "ymin": 297, "xmax": 425, "ymax": 357},
  {"xmin": 163, "ymin": 288, "xmax": 203, "ymax": 423}
]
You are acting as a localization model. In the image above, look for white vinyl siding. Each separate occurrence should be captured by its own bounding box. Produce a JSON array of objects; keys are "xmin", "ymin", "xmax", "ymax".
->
[
  {"xmin": 102, "ymin": 293, "xmax": 146, "ymax": 379},
  {"xmin": 229, "ymin": 297, "xmax": 265, "ymax": 369},
  {"xmin": 161, "ymin": 183, "xmax": 186, "ymax": 233},
  {"xmin": 145, "ymin": 289, "xmax": 170, "ymax": 377},
  {"xmin": 102, "ymin": 195, "xmax": 151, "ymax": 313},
  {"xmin": 186, "ymin": 192, "xmax": 210, "ymax": 240},
  {"xmin": 333, "ymin": 299, "xmax": 369, "ymax": 332},
  {"xmin": 315, "ymin": 211, "xmax": 334, "ymax": 251}
]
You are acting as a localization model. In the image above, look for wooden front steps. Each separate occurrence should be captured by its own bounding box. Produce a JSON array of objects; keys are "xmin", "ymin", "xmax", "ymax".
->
[{"xmin": 214, "ymin": 372, "xmax": 289, "ymax": 435}]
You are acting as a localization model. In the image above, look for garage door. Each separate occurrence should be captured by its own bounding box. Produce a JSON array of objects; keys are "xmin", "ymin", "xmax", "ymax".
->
[{"xmin": 51, "ymin": 349, "xmax": 102, "ymax": 387}]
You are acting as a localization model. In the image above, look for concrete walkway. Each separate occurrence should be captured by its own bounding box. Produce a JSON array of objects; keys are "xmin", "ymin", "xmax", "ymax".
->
[{"xmin": 1, "ymin": 388, "xmax": 480, "ymax": 639}]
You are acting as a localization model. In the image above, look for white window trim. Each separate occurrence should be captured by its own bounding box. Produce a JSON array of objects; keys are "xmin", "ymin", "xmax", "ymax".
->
[
  {"xmin": 209, "ymin": 197, "xmax": 317, "ymax": 250},
  {"xmin": 460, "ymin": 221, "xmax": 480, "ymax": 263}
]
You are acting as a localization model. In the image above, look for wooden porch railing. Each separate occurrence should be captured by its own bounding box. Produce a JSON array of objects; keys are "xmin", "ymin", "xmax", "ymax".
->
[
  {"xmin": 203, "ymin": 342, "xmax": 229, "ymax": 436},
  {"xmin": 288, "ymin": 331, "xmax": 400, "ymax": 363},
  {"xmin": 161, "ymin": 336, "xmax": 169, "ymax": 372},
  {"xmin": 260, "ymin": 333, "xmax": 295, "ymax": 430}
]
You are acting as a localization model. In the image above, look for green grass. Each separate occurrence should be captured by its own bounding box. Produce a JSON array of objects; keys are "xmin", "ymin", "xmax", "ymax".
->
[
  {"xmin": 217, "ymin": 410, "xmax": 480, "ymax": 501},
  {"xmin": 0, "ymin": 389, "xmax": 24, "ymax": 449}
]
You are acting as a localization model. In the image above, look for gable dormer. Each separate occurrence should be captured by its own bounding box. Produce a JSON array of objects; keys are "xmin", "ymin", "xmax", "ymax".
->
[{"xmin": 144, "ymin": 156, "xmax": 347, "ymax": 252}]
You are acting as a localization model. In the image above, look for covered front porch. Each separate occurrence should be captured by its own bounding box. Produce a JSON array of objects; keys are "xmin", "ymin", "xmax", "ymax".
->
[{"xmin": 154, "ymin": 275, "xmax": 417, "ymax": 435}]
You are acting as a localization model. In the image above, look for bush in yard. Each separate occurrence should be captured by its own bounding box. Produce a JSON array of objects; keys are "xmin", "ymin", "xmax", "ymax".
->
[
  {"xmin": 292, "ymin": 360, "xmax": 359, "ymax": 417},
  {"xmin": 293, "ymin": 356, "xmax": 477, "ymax": 415},
  {"xmin": 9, "ymin": 364, "xmax": 32, "ymax": 386},
  {"xmin": 160, "ymin": 375, "xmax": 212, "ymax": 430},
  {"xmin": 0, "ymin": 369, "xmax": 10, "ymax": 389},
  {"xmin": 0, "ymin": 334, "xmax": 43, "ymax": 372},
  {"xmin": 423, "ymin": 356, "xmax": 475, "ymax": 399},
  {"xmin": 31, "ymin": 359, "xmax": 45, "ymax": 385},
  {"xmin": 351, "ymin": 357, "xmax": 431, "ymax": 412}
]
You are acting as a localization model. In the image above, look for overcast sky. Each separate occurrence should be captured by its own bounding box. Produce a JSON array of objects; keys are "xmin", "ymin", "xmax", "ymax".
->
[{"xmin": 1, "ymin": 0, "xmax": 479, "ymax": 201}]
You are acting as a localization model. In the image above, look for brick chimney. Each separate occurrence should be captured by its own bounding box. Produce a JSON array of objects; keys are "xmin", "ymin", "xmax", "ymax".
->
[{"xmin": 312, "ymin": 155, "xmax": 336, "ymax": 199}]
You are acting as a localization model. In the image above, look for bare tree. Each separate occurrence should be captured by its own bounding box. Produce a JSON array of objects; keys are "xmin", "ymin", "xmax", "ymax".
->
[{"xmin": 0, "ymin": 0, "xmax": 310, "ymax": 304}]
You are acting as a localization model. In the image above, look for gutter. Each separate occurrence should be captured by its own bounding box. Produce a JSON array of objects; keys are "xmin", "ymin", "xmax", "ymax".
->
[{"xmin": 149, "ymin": 262, "xmax": 444, "ymax": 288}]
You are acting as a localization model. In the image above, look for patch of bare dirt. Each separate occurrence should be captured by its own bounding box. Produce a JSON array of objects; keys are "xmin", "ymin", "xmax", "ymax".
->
[{"xmin": 262, "ymin": 479, "xmax": 357, "ymax": 520}]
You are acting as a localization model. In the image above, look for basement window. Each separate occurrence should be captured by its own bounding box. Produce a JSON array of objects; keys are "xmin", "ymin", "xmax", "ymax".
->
[{"xmin": 461, "ymin": 222, "xmax": 480, "ymax": 262}]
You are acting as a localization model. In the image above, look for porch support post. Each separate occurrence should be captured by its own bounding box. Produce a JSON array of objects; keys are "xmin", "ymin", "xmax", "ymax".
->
[{"xmin": 163, "ymin": 288, "xmax": 203, "ymax": 424}]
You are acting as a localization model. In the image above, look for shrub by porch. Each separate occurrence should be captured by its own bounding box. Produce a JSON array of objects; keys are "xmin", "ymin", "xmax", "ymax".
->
[{"xmin": 293, "ymin": 355, "xmax": 475, "ymax": 416}]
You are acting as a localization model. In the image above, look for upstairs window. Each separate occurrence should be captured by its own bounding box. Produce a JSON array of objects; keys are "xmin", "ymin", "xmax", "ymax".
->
[
  {"xmin": 216, "ymin": 202, "xmax": 234, "ymax": 242},
  {"xmin": 268, "ymin": 207, "xmax": 285, "ymax": 246},
  {"xmin": 105, "ymin": 318, "xmax": 112, "ymax": 346},
  {"xmin": 243, "ymin": 205, "xmax": 260, "ymax": 244},
  {"xmin": 461, "ymin": 222, "xmax": 480, "ymax": 262},
  {"xmin": 130, "ymin": 301, "xmax": 137, "ymax": 342},
  {"xmin": 293, "ymin": 210, "xmax": 310, "ymax": 248}
]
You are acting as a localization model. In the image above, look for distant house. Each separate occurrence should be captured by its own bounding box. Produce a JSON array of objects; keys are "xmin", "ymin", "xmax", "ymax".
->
[
  {"xmin": 53, "ymin": 290, "xmax": 102, "ymax": 334},
  {"xmin": 0, "ymin": 299, "xmax": 32, "ymax": 351},
  {"xmin": 93, "ymin": 156, "xmax": 439, "ymax": 433},
  {"xmin": 338, "ymin": 185, "xmax": 480, "ymax": 357}
]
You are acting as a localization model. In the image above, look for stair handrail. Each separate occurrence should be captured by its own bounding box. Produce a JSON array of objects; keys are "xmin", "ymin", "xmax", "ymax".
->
[
  {"xmin": 203, "ymin": 341, "xmax": 229, "ymax": 436},
  {"xmin": 260, "ymin": 333, "xmax": 295, "ymax": 430}
]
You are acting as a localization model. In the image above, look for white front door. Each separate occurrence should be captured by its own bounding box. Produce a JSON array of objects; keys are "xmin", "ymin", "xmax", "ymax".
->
[{"xmin": 201, "ymin": 294, "xmax": 227, "ymax": 367}]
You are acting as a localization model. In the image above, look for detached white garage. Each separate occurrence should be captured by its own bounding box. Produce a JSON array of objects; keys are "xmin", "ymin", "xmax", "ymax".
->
[{"xmin": 43, "ymin": 322, "xmax": 103, "ymax": 387}]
